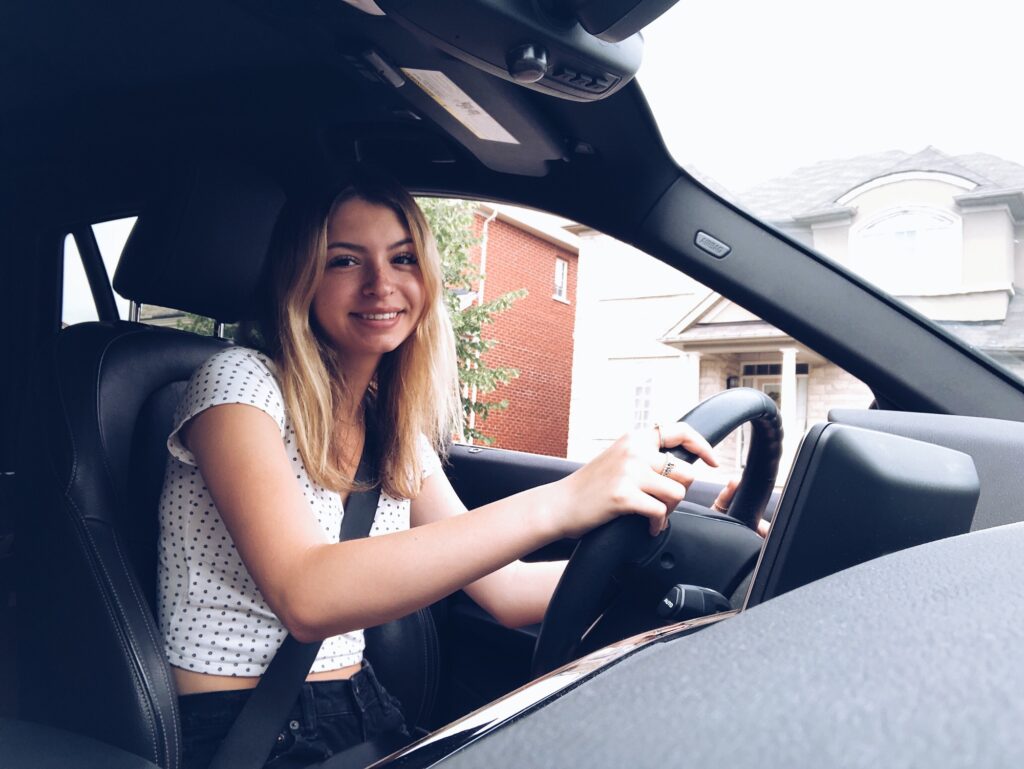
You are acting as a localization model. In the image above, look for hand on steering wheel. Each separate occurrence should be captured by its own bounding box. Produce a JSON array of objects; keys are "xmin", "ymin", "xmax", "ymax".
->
[
  {"xmin": 550, "ymin": 421, "xmax": 722, "ymax": 540},
  {"xmin": 531, "ymin": 388, "xmax": 781, "ymax": 678},
  {"xmin": 709, "ymin": 479, "xmax": 771, "ymax": 537}
]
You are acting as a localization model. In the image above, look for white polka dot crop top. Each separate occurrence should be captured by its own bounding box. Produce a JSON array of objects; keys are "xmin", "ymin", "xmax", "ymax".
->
[{"xmin": 156, "ymin": 346, "xmax": 440, "ymax": 677}]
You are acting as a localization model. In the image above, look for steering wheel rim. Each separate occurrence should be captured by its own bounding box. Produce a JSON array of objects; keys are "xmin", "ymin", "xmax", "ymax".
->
[{"xmin": 530, "ymin": 388, "xmax": 782, "ymax": 678}]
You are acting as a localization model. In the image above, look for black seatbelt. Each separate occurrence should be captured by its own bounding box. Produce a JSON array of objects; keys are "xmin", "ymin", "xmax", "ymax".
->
[{"xmin": 207, "ymin": 438, "xmax": 381, "ymax": 769}]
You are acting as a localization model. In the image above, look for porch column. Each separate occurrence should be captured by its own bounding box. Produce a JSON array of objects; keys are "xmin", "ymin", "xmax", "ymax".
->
[
  {"xmin": 685, "ymin": 351, "xmax": 702, "ymax": 407},
  {"xmin": 780, "ymin": 347, "xmax": 799, "ymax": 470}
]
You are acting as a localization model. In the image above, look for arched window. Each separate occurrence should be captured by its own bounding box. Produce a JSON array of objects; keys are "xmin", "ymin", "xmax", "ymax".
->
[{"xmin": 851, "ymin": 207, "xmax": 962, "ymax": 295}]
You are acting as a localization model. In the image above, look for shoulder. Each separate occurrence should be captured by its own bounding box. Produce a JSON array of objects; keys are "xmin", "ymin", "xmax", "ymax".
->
[
  {"xmin": 193, "ymin": 345, "xmax": 279, "ymax": 384},
  {"xmin": 169, "ymin": 346, "xmax": 287, "ymax": 465},
  {"xmin": 417, "ymin": 433, "xmax": 443, "ymax": 479},
  {"xmin": 189, "ymin": 345, "xmax": 283, "ymax": 409},
  {"xmin": 187, "ymin": 346, "xmax": 283, "ymax": 404}
]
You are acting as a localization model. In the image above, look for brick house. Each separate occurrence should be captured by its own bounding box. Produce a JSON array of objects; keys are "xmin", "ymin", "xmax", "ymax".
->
[{"xmin": 466, "ymin": 205, "xmax": 579, "ymax": 457}]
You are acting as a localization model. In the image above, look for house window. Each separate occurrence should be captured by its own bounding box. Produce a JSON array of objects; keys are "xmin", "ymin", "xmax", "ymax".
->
[
  {"xmin": 553, "ymin": 257, "xmax": 569, "ymax": 301},
  {"xmin": 851, "ymin": 207, "xmax": 962, "ymax": 295},
  {"xmin": 741, "ymin": 363, "xmax": 809, "ymax": 377},
  {"xmin": 738, "ymin": 361, "xmax": 809, "ymax": 466},
  {"xmin": 633, "ymin": 377, "xmax": 653, "ymax": 429}
]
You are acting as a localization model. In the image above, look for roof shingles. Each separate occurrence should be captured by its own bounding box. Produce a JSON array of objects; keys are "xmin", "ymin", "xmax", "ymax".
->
[{"xmin": 738, "ymin": 146, "xmax": 1024, "ymax": 222}]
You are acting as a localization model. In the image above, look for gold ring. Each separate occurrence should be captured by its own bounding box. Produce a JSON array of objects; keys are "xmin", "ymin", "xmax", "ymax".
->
[{"xmin": 711, "ymin": 501, "xmax": 727, "ymax": 513}]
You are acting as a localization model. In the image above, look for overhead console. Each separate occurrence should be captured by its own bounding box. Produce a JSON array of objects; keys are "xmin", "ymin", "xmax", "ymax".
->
[
  {"xmin": 375, "ymin": 0, "xmax": 678, "ymax": 102},
  {"xmin": 333, "ymin": 42, "xmax": 568, "ymax": 176}
]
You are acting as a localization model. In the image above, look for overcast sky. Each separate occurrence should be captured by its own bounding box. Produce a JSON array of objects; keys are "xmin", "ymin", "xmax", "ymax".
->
[{"xmin": 638, "ymin": 0, "xmax": 1024, "ymax": 194}]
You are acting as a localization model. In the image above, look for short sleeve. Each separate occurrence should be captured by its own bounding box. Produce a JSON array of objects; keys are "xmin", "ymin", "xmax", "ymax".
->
[
  {"xmin": 167, "ymin": 347, "xmax": 287, "ymax": 466},
  {"xmin": 418, "ymin": 434, "xmax": 443, "ymax": 479}
]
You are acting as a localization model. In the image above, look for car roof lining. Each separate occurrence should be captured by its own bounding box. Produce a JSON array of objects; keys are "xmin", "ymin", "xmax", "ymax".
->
[{"xmin": 1, "ymin": 0, "xmax": 677, "ymax": 230}]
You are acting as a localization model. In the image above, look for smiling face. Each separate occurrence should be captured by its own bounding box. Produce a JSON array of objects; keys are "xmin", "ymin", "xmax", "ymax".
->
[{"xmin": 311, "ymin": 196, "xmax": 427, "ymax": 374}]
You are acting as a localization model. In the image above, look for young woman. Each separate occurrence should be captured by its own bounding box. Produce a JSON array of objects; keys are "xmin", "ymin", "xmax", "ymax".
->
[{"xmin": 157, "ymin": 170, "xmax": 728, "ymax": 768}]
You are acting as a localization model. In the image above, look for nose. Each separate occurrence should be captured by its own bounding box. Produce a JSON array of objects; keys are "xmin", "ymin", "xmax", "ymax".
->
[{"xmin": 362, "ymin": 260, "xmax": 395, "ymax": 297}]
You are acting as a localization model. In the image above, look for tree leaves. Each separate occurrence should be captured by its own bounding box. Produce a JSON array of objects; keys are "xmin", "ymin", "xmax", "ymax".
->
[{"xmin": 419, "ymin": 198, "xmax": 524, "ymax": 444}]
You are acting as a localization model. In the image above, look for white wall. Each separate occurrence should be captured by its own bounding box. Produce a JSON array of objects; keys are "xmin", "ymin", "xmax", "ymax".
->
[{"xmin": 567, "ymin": 232, "xmax": 705, "ymax": 461}]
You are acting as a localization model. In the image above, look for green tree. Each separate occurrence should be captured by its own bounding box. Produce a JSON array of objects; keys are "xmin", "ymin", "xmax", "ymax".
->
[
  {"xmin": 174, "ymin": 313, "xmax": 238, "ymax": 339},
  {"xmin": 418, "ymin": 198, "xmax": 525, "ymax": 444}
]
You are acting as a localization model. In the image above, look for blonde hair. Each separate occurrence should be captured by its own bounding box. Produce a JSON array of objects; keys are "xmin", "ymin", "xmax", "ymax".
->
[{"xmin": 260, "ymin": 171, "xmax": 461, "ymax": 498}]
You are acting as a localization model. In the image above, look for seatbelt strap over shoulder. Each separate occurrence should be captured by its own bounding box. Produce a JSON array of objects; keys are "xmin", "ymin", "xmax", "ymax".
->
[{"xmin": 207, "ymin": 439, "xmax": 381, "ymax": 769}]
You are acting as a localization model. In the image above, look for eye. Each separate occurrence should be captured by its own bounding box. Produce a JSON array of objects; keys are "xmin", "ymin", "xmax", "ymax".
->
[
  {"xmin": 392, "ymin": 252, "xmax": 418, "ymax": 266},
  {"xmin": 327, "ymin": 255, "xmax": 358, "ymax": 268}
]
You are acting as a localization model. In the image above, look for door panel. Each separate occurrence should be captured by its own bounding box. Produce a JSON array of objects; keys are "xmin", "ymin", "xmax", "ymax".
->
[
  {"xmin": 435, "ymin": 443, "xmax": 737, "ymax": 722},
  {"xmin": 434, "ymin": 445, "xmax": 578, "ymax": 722}
]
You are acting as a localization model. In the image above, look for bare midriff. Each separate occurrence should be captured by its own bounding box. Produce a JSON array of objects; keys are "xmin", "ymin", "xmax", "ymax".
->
[{"xmin": 173, "ymin": 661, "xmax": 363, "ymax": 695}]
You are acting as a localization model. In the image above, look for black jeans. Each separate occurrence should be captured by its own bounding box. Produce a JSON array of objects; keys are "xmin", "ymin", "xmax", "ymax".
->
[{"xmin": 178, "ymin": 663, "xmax": 408, "ymax": 769}]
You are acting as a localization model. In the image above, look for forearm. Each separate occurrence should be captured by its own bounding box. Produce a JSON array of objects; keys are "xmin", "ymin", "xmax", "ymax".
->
[
  {"xmin": 464, "ymin": 559, "xmax": 566, "ymax": 629},
  {"xmin": 280, "ymin": 482, "xmax": 569, "ymax": 641}
]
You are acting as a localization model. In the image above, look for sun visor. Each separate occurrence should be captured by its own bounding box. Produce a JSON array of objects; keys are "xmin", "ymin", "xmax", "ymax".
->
[
  {"xmin": 113, "ymin": 161, "xmax": 285, "ymax": 322},
  {"xmin": 339, "ymin": 44, "xmax": 566, "ymax": 176}
]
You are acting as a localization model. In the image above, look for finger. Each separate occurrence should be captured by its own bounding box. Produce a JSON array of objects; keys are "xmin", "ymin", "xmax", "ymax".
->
[
  {"xmin": 642, "ymin": 473, "xmax": 690, "ymax": 528},
  {"xmin": 614, "ymin": 477, "xmax": 670, "ymax": 514},
  {"xmin": 757, "ymin": 518, "xmax": 771, "ymax": 538},
  {"xmin": 627, "ymin": 493, "xmax": 671, "ymax": 537},
  {"xmin": 649, "ymin": 503, "xmax": 672, "ymax": 536},
  {"xmin": 712, "ymin": 478, "xmax": 739, "ymax": 510},
  {"xmin": 653, "ymin": 452, "xmax": 696, "ymax": 487},
  {"xmin": 615, "ymin": 480, "xmax": 676, "ymax": 536},
  {"xmin": 660, "ymin": 422, "xmax": 719, "ymax": 467}
]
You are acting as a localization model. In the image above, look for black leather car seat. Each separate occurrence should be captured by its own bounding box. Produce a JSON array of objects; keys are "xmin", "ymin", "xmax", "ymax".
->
[
  {"xmin": 19, "ymin": 323, "xmax": 228, "ymax": 769},
  {"xmin": 16, "ymin": 161, "xmax": 441, "ymax": 767}
]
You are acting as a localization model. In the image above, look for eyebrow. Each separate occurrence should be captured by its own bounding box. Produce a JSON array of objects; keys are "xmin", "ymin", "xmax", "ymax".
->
[{"xmin": 326, "ymin": 238, "xmax": 414, "ymax": 251}]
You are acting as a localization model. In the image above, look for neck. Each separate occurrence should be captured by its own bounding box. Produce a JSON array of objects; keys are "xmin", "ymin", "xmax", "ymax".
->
[
  {"xmin": 340, "ymin": 381, "xmax": 372, "ymax": 425},
  {"xmin": 335, "ymin": 351, "xmax": 381, "ymax": 405}
]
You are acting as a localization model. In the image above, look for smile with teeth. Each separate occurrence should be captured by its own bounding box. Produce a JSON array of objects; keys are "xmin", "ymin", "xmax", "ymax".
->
[{"xmin": 354, "ymin": 311, "xmax": 402, "ymax": 320}]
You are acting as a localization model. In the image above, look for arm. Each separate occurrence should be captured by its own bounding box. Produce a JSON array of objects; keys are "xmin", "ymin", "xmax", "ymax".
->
[
  {"xmin": 411, "ymin": 471, "xmax": 566, "ymax": 629},
  {"xmin": 187, "ymin": 404, "xmax": 716, "ymax": 643}
]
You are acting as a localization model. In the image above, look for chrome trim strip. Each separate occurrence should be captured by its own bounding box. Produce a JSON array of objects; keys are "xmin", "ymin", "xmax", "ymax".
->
[{"xmin": 373, "ymin": 610, "xmax": 738, "ymax": 767}]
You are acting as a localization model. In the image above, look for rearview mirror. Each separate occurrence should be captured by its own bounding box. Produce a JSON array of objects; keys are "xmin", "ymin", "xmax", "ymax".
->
[{"xmin": 559, "ymin": 0, "xmax": 680, "ymax": 42}]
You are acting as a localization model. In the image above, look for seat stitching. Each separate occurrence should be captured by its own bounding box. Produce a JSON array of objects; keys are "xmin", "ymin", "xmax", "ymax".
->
[
  {"xmin": 53, "ymin": 336, "xmax": 80, "ymax": 498},
  {"xmin": 71, "ymin": 327, "xmax": 168, "ymax": 761},
  {"xmin": 65, "ymin": 496, "xmax": 161, "ymax": 762},
  {"xmin": 52, "ymin": 324, "xmax": 198, "ymax": 766},
  {"xmin": 112, "ymin": 534, "xmax": 181, "ymax": 769}
]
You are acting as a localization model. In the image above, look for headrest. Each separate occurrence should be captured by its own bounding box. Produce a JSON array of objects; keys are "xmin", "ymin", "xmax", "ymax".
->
[{"xmin": 113, "ymin": 161, "xmax": 286, "ymax": 322}]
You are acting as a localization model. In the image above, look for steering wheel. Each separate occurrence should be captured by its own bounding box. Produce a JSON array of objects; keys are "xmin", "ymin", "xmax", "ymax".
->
[{"xmin": 531, "ymin": 388, "xmax": 782, "ymax": 678}]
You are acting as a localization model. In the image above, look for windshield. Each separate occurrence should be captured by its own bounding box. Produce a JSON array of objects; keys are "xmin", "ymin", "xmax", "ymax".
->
[{"xmin": 640, "ymin": 0, "xmax": 1024, "ymax": 382}]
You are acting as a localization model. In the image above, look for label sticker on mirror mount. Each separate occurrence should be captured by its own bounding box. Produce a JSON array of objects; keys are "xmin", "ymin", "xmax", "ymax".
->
[
  {"xmin": 695, "ymin": 230, "xmax": 731, "ymax": 259},
  {"xmin": 401, "ymin": 69, "xmax": 519, "ymax": 144}
]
